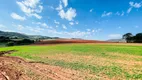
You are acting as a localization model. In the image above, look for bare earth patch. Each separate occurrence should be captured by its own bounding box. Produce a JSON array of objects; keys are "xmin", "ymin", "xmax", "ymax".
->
[{"xmin": 0, "ymin": 56, "xmax": 102, "ymax": 80}]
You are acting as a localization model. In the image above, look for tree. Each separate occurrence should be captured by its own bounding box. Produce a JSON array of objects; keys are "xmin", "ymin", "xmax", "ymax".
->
[
  {"xmin": 21, "ymin": 39, "xmax": 34, "ymax": 44},
  {"xmin": 123, "ymin": 33, "xmax": 133, "ymax": 43},
  {"xmin": 0, "ymin": 36, "xmax": 11, "ymax": 43},
  {"xmin": 134, "ymin": 33, "xmax": 142, "ymax": 43}
]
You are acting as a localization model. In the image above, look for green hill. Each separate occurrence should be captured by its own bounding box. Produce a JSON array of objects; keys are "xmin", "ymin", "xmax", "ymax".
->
[
  {"xmin": 0, "ymin": 31, "xmax": 29, "ymax": 39},
  {"xmin": 0, "ymin": 30, "xmax": 59, "ymax": 39}
]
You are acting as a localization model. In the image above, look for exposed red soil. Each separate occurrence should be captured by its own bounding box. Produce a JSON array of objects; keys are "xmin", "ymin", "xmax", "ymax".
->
[
  {"xmin": 33, "ymin": 39, "xmax": 112, "ymax": 45},
  {"xmin": 0, "ymin": 51, "xmax": 102, "ymax": 80}
]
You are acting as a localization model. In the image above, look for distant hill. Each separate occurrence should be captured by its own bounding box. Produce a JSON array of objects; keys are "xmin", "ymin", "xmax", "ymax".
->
[
  {"xmin": 0, "ymin": 30, "xmax": 59, "ymax": 39},
  {"xmin": 29, "ymin": 35, "xmax": 51, "ymax": 39},
  {"xmin": 107, "ymin": 39, "xmax": 126, "ymax": 43},
  {"xmin": 0, "ymin": 31, "xmax": 29, "ymax": 38},
  {"xmin": 29, "ymin": 35, "xmax": 60, "ymax": 39}
]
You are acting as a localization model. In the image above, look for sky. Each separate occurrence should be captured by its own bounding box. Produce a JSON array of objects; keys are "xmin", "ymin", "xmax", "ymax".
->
[{"xmin": 0, "ymin": 0, "xmax": 142, "ymax": 40}]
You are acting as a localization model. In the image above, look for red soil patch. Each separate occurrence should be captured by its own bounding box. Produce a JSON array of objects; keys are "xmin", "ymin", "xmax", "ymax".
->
[{"xmin": 34, "ymin": 39, "xmax": 111, "ymax": 45}]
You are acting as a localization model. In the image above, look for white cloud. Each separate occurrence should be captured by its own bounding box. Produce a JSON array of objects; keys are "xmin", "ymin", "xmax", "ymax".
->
[
  {"xmin": 58, "ymin": 8, "xmax": 77, "ymax": 21},
  {"xmin": 90, "ymin": 9, "xmax": 93, "ymax": 12},
  {"xmin": 102, "ymin": 11, "xmax": 112, "ymax": 17},
  {"xmin": 89, "ymin": 29, "xmax": 102, "ymax": 33},
  {"xmin": 56, "ymin": 1, "xmax": 77, "ymax": 21},
  {"xmin": 76, "ymin": 21, "xmax": 79, "ymax": 24},
  {"xmin": 22, "ymin": 0, "xmax": 40, "ymax": 8},
  {"xmin": 56, "ymin": 2, "xmax": 63, "ymax": 10},
  {"xmin": 33, "ymin": 22, "xmax": 50, "ymax": 28},
  {"xmin": 0, "ymin": 24, "xmax": 6, "ymax": 28},
  {"xmin": 121, "ymin": 11, "xmax": 124, "ymax": 16},
  {"xmin": 115, "ymin": 11, "xmax": 124, "ymax": 16},
  {"xmin": 95, "ymin": 29, "xmax": 102, "ymax": 32},
  {"xmin": 108, "ymin": 34, "xmax": 122, "ymax": 39},
  {"xmin": 87, "ymin": 29, "xmax": 91, "ymax": 32},
  {"xmin": 16, "ymin": 0, "xmax": 43, "ymax": 19},
  {"xmin": 62, "ymin": 24, "xmax": 67, "ymax": 29},
  {"xmin": 49, "ymin": 6, "xmax": 54, "ymax": 9},
  {"xmin": 127, "ymin": 7, "xmax": 132, "ymax": 13},
  {"xmin": 17, "ymin": 25, "xmax": 24, "ymax": 30},
  {"xmin": 12, "ymin": 24, "xmax": 25, "ymax": 30},
  {"xmin": 54, "ymin": 20, "xmax": 60, "ymax": 25},
  {"xmin": 127, "ymin": 1, "xmax": 142, "ymax": 13},
  {"xmin": 36, "ymin": 5, "xmax": 43, "ymax": 13},
  {"xmin": 0, "ymin": 24, "xmax": 14, "ymax": 32},
  {"xmin": 115, "ymin": 12, "xmax": 120, "ymax": 16},
  {"xmin": 92, "ymin": 30, "xmax": 95, "ymax": 33},
  {"xmin": 12, "ymin": 23, "xmax": 46, "ymax": 34},
  {"xmin": 65, "ymin": 31, "xmax": 91, "ymax": 38},
  {"xmin": 129, "ymin": 1, "xmax": 141, "ymax": 8},
  {"xmin": 11, "ymin": 13, "xmax": 26, "ymax": 21},
  {"xmin": 65, "ymin": 8, "xmax": 77, "ymax": 21},
  {"xmin": 56, "ymin": 25, "xmax": 59, "ymax": 28},
  {"xmin": 47, "ymin": 29, "xmax": 94, "ymax": 38},
  {"xmin": 41, "ymin": 23, "xmax": 48, "ymax": 28},
  {"xmin": 69, "ymin": 22, "xmax": 74, "ymax": 25},
  {"xmin": 32, "ymin": 13, "xmax": 42, "ymax": 19},
  {"xmin": 92, "ymin": 30, "xmax": 95, "ymax": 32},
  {"xmin": 26, "ymin": 26, "xmax": 44, "ymax": 33},
  {"xmin": 16, "ymin": 1, "xmax": 32, "ymax": 14},
  {"xmin": 58, "ymin": 10, "xmax": 65, "ymax": 18},
  {"xmin": 62, "ymin": 0, "xmax": 68, "ymax": 7}
]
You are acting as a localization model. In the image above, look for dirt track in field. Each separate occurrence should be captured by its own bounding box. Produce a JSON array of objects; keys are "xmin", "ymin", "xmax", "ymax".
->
[{"xmin": 0, "ymin": 50, "xmax": 103, "ymax": 80}]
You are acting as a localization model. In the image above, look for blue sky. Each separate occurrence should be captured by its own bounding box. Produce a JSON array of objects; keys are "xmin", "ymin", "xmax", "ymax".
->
[{"xmin": 0, "ymin": 0, "xmax": 142, "ymax": 40}]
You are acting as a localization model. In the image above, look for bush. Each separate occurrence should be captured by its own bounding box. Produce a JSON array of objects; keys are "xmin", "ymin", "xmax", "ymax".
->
[{"xmin": 6, "ymin": 42, "xmax": 14, "ymax": 46}]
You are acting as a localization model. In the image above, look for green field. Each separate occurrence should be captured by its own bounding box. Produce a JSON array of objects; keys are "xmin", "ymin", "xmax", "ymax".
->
[{"xmin": 0, "ymin": 43, "xmax": 142, "ymax": 79}]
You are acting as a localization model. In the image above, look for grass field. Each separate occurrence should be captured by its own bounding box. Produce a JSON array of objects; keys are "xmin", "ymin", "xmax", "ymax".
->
[{"xmin": 0, "ymin": 43, "xmax": 142, "ymax": 80}]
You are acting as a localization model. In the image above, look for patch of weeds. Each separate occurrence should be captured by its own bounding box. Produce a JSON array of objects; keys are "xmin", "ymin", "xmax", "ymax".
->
[
  {"xmin": 135, "ymin": 58, "xmax": 142, "ymax": 61},
  {"xmin": 99, "ymin": 53, "xmax": 108, "ymax": 57},
  {"xmin": 131, "ymin": 74, "xmax": 142, "ymax": 79},
  {"xmin": 103, "ymin": 66, "xmax": 123, "ymax": 78}
]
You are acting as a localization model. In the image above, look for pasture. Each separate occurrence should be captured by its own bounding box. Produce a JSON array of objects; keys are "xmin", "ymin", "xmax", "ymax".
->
[{"xmin": 0, "ymin": 43, "xmax": 142, "ymax": 80}]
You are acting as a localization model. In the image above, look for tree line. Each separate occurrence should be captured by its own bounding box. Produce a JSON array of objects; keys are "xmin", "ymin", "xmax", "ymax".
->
[
  {"xmin": 0, "ymin": 36, "xmax": 34, "ymax": 46},
  {"xmin": 123, "ymin": 33, "xmax": 142, "ymax": 43}
]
